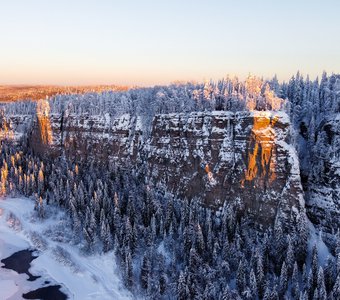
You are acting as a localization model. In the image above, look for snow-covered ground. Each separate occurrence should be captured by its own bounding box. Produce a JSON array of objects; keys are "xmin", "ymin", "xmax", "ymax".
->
[
  {"xmin": 307, "ymin": 218, "xmax": 332, "ymax": 266},
  {"xmin": 0, "ymin": 197, "xmax": 132, "ymax": 300}
]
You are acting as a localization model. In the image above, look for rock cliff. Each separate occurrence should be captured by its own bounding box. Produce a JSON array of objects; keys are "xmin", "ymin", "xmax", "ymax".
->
[
  {"xmin": 146, "ymin": 111, "xmax": 304, "ymax": 226},
  {"xmin": 0, "ymin": 109, "xmax": 305, "ymax": 228}
]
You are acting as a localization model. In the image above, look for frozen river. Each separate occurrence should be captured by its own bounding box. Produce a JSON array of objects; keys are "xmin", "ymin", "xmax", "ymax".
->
[{"xmin": 0, "ymin": 197, "xmax": 131, "ymax": 300}]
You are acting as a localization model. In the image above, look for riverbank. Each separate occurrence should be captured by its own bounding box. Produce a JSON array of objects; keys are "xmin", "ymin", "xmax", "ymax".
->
[{"xmin": 0, "ymin": 197, "xmax": 131, "ymax": 300}]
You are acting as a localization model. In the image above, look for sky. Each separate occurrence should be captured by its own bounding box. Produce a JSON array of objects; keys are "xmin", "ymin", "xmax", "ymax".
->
[{"xmin": 0, "ymin": 0, "xmax": 339, "ymax": 86}]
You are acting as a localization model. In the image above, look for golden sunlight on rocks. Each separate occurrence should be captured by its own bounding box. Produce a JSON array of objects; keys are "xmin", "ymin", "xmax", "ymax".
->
[
  {"xmin": 36, "ymin": 99, "xmax": 52, "ymax": 145},
  {"xmin": 242, "ymin": 112, "xmax": 278, "ymax": 187}
]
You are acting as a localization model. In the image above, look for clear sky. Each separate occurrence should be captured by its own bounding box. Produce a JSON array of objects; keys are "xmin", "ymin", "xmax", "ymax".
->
[{"xmin": 0, "ymin": 0, "xmax": 339, "ymax": 86}]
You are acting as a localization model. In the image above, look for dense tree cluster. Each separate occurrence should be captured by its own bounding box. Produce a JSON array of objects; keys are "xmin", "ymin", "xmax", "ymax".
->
[
  {"xmin": 282, "ymin": 72, "xmax": 340, "ymax": 185},
  {"xmin": 1, "ymin": 138, "xmax": 339, "ymax": 299}
]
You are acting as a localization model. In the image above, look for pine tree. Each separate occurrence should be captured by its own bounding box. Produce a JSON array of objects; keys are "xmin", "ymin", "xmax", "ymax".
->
[
  {"xmin": 307, "ymin": 270, "xmax": 314, "ymax": 299},
  {"xmin": 271, "ymin": 284, "xmax": 279, "ymax": 300},
  {"xmin": 311, "ymin": 244, "xmax": 318, "ymax": 287},
  {"xmin": 125, "ymin": 252, "xmax": 133, "ymax": 287},
  {"xmin": 295, "ymin": 213, "xmax": 308, "ymax": 266},
  {"xmin": 159, "ymin": 271, "xmax": 167, "ymax": 296},
  {"xmin": 317, "ymin": 267, "xmax": 327, "ymax": 300},
  {"xmin": 38, "ymin": 166, "xmax": 44, "ymax": 195},
  {"xmin": 279, "ymin": 262, "xmax": 288, "ymax": 297},
  {"xmin": 177, "ymin": 271, "xmax": 189, "ymax": 300},
  {"xmin": 273, "ymin": 217, "xmax": 286, "ymax": 269},
  {"xmin": 203, "ymin": 282, "xmax": 216, "ymax": 300},
  {"xmin": 221, "ymin": 285, "xmax": 241, "ymax": 300},
  {"xmin": 302, "ymin": 263, "xmax": 308, "ymax": 290},
  {"xmin": 324, "ymin": 256, "xmax": 336, "ymax": 293},
  {"xmin": 140, "ymin": 253, "xmax": 151, "ymax": 290},
  {"xmin": 299, "ymin": 291, "xmax": 308, "ymax": 300},
  {"xmin": 285, "ymin": 235, "xmax": 295, "ymax": 276},
  {"xmin": 103, "ymin": 222, "xmax": 113, "ymax": 252},
  {"xmin": 263, "ymin": 284, "xmax": 271, "ymax": 300},
  {"xmin": 196, "ymin": 223, "xmax": 205, "ymax": 255},
  {"xmin": 336, "ymin": 253, "xmax": 340, "ymax": 277},
  {"xmin": 291, "ymin": 262, "xmax": 300, "ymax": 299},
  {"xmin": 249, "ymin": 268, "xmax": 258, "ymax": 299},
  {"xmin": 256, "ymin": 251, "xmax": 265, "ymax": 298},
  {"xmin": 83, "ymin": 227, "xmax": 94, "ymax": 252},
  {"xmin": 333, "ymin": 275, "xmax": 340, "ymax": 299},
  {"xmin": 236, "ymin": 258, "xmax": 246, "ymax": 294}
]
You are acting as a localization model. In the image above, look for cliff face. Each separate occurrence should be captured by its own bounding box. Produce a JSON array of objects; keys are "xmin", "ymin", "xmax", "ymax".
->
[
  {"xmin": 1, "ymin": 110, "xmax": 305, "ymax": 227},
  {"xmin": 0, "ymin": 114, "xmax": 33, "ymax": 142},
  {"xmin": 146, "ymin": 111, "xmax": 304, "ymax": 225},
  {"xmin": 29, "ymin": 113, "xmax": 143, "ymax": 163}
]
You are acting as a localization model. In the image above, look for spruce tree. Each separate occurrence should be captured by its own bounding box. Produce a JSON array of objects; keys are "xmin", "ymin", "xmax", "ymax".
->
[
  {"xmin": 291, "ymin": 262, "xmax": 300, "ymax": 299},
  {"xmin": 140, "ymin": 253, "xmax": 151, "ymax": 290},
  {"xmin": 249, "ymin": 268, "xmax": 258, "ymax": 299},
  {"xmin": 279, "ymin": 262, "xmax": 288, "ymax": 298},
  {"xmin": 236, "ymin": 258, "xmax": 246, "ymax": 294},
  {"xmin": 333, "ymin": 275, "xmax": 340, "ymax": 299},
  {"xmin": 317, "ymin": 267, "xmax": 327, "ymax": 300},
  {"xmin": 177, "ymin": 271, "xmax": 189, "ymax": 300}
]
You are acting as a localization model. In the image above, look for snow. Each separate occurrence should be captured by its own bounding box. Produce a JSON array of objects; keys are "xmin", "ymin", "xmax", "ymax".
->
[
  {"xmin": 0, "ymin": 280, "xmax": 19, "ymax": 299},
  {"xmin": 307, "ymin": 218, "xmax": 332, "ymax": 266},
  {"xmin": 0, "ymin": 197, "xmax": 132, "ymax": 300}
]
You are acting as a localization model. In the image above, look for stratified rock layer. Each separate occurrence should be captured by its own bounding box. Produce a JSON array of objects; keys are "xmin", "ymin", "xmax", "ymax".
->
[
  {"xmin": 1, "ymin": 110, "xmax": 305, "ymax": 227},
  {"xmin": 146, "ymin": 111, "xmax": 304, "ymax": 225}
]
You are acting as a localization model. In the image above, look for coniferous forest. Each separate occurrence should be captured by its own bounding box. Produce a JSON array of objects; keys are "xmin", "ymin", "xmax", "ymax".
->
[{"xmin": 0, "ymin": 73, "xmax": 340, "ymax": 299}]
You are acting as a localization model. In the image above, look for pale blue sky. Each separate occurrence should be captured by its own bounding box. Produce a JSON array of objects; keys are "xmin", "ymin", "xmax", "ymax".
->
[{"xmin": 0, "ymin": 0, "xmax": 339, "ymax": 86}]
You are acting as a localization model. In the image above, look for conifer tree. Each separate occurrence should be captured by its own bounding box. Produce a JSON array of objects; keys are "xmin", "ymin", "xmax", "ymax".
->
[
  {"xmin": 177, "ymin": 271, "xmax": 189, "ymax": 300},
  {"xmin": 249, "ymin": 268, "xmax": 258, "ymax": 299},
  {"xmin": 317, "ymin": 267, "xmax": 327, "ymax": 300},
  {"xmin": 140, "ymin": 253, "xmax": 151, "ymax": 290},
  {"xmin": 236, "ymin": 258, "xmax": 246, "ymax": 294},
  {"xmin": 333, "ymin": 275, "xmax": 340, "ymax": 299},
  {"xmin": 125, "ymin": 252, "xmax": 133, "ymax": 287},
  {"xmin": 279, "ymin": 262, "xmax": 288, "ymax": 297},
  {"xmin": 291, "ymin": 262, "xmax": 300, "ymax": 299}
]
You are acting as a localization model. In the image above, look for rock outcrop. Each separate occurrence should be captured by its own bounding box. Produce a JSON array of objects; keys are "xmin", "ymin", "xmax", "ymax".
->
[
  {"xmin": 146, "ymin": 111, "xmax": 304, "ymax": 226},
  {"xmin": 0, "ymin": 110, "xmax": 305, "ymax": 227},
  {"xmin": 29, "ymin": 113, "xmax": 143, "ymax": 163}
]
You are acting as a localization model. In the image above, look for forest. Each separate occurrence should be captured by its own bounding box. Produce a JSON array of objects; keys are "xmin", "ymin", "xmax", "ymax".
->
[{"xmin": 0, "ymin": 72, "xmax": 340, "ymax": 299}]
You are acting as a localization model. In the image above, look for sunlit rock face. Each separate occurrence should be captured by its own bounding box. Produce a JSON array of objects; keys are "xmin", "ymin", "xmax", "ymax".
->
[
  {"xmin": 36, "ymin": 100, "xmax": 52, "ymax": 145},
  {"xmin": 146, "ymin": 111, "xmax": 304, "ymax": 226}
]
